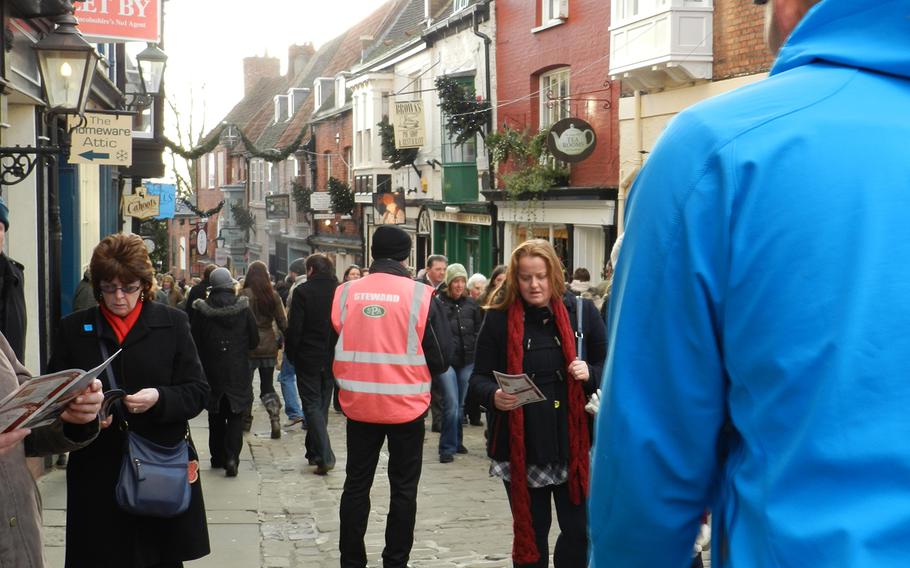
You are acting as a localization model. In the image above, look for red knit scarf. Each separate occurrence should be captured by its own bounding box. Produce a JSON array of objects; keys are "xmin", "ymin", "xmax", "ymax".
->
[
  {"xmin": 507, "ymin": 298, "xmax": 591, "ymax": 565},
  {"xmin": 100, "ymin": 299, "xmax": 143, "ymax": 344}
]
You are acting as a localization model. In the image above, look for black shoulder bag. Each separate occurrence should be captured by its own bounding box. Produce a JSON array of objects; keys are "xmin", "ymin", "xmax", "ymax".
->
[{"xmin": 99, "ymin": 339, "xmax": 191, "ymax": 518}]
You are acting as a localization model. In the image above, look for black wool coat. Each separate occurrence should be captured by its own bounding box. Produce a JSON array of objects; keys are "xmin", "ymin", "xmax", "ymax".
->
[
  {"xmin": 48, "ymin": 301, "xmax": 211, "ymax": 568},
  {"xmin": 191, "ymin": 292, "xmax": 259, "ymax": 413},
  {"xmin": 0, "ymin": 254, "xmax": 27, "ymax": 362},
  {"xmin": 435, "ymin": 286, "xmax": 483, "ymax": 368},
  {"xmin": 468, "ymin": 293, "xmax": 606, "ymax": 465},
  {"xmin": 285, "ymin": 273, "xmax": 337, "ymax": 376}
]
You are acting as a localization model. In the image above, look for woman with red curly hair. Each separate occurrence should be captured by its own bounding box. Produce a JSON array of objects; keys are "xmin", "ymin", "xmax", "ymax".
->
[{"xmin": 49, "ymin": 233, "xmax": 210, "ymax": 568}]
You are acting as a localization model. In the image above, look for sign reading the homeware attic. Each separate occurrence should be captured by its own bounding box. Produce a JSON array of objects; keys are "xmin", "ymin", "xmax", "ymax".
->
[
  {"xmin": 75, "ymin": 0, "xmax": 162, "ymax": 43},
  {"xmin": 392, "ymin": 100, "xmax": 424, "ymax": 149},
  {"xmin": 68, "ymin": 113, "xmax": 133, "ymax": 166}
]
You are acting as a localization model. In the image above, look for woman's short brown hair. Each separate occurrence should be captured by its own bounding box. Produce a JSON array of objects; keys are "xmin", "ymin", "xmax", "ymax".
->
[{"xmin": 90, "ymin": 234, "xmax": 155, "ymax": 300}]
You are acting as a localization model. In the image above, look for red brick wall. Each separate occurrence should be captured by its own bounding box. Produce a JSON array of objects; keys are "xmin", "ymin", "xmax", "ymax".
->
[
  {"xmin": 713, "ymin": 0, "xmax": 775, "ymax": 80},
  {"xmin": 495, "ymin": 0, "xmax": 618, "ymax": 187},
  {"xmin": 313, "ymin": 111, "xmax": 359, "ymax": 237}
]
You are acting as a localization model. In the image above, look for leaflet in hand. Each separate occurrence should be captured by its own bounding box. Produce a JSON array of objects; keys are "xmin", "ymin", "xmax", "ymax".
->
[
  {"xmin": 0, "ymin": 349, "xmax": 122, "ymax": 433},
  {"xmin": 494, "ymin": 371, "xmax": 546, "ymax": 408}
]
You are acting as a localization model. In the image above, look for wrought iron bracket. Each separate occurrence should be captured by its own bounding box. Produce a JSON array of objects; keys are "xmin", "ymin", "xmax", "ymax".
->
[{"xmin": 0, "ymin": 146, "xmax": 60, "ymax": 186}]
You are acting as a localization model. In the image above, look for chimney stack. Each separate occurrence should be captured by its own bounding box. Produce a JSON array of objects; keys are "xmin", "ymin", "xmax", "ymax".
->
[
  {"xmin": 243, "ymin": 55, "xmax": 280, "ymax": 97},
  {"xmin": 287, "ymin": 43, "xmax": 316, "ymax": 78}
]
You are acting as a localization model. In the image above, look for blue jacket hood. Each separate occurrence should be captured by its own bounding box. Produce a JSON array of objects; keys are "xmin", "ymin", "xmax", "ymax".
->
[{"xmin": 773, "ymin": 0, "xmax": 910, "ymax": 79}]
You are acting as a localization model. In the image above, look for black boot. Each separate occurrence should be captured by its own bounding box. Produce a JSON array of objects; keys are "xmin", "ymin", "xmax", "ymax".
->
[
  {"xmin": 242, "ymin": 405, "xmax": 253, "ymax": 433},
  {"xmin": 262, "ymin": 393, "xmax": 283, "ymax": 439}
]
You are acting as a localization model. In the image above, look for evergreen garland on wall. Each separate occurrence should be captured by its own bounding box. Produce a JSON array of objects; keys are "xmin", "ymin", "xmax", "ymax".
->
[
  {"xmin": 232, "ymin": 202, "xmax": 256, "ymax": 234},
  {"xmin": 328, "ymin": 177, "xmax": 354, "ymax": 216},
  {"xmin": 377, "ymin": 117, "xmax": 421, "ymax": 177},
  {"xmin": 179, "ymin": 198, "xmax": 225, "ymax": 218},
  {"xmin": 291, "ymin": 181, "xmax": 313, "ymax": 212},
  {"xmin": 436, "ymin": 75, "xmax": 491, "ymax": 145}
]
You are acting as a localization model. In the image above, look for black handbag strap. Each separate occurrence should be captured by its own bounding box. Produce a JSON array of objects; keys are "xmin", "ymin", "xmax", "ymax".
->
[{"xmin": 96, "ymin": 311, "xmax": 129, "ymax": 425}]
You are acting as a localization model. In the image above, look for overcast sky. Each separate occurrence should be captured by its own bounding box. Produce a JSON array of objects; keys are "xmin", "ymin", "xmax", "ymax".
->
[{"xmin": 162, "ymin": 0, "xmax": 390, "ymax": 140}]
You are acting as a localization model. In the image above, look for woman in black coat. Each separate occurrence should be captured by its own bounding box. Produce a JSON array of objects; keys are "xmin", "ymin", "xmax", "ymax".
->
[
  {"xmin": 190, "ymin": 267, "xmax": 259, "ymax": 477},
  {"xmin": 48, "ymin": 234, "xmax": 210, "ymax": 568},
  {"xmin": 468, "ymin": 239, "xmax": 605, "ymax": 568}
]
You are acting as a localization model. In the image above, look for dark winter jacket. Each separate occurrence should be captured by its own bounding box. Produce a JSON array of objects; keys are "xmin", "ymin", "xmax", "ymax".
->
[
  {"xmin": 468, "ymin": 293, "xmax": 605, "ymax": 464},
  {"xmin": 285, "ymin": 273, "xmax": 337, "ymax": 376},
  {"xmin": 72, "ymin": 274, "xmax": 97, "ymax": 312},
  {"xmin": 191, "ymin": 292, "xmax": 259, "ymax": 413},
  {"xmin": 183, "ymin": 279, "xmax": 208, "ymax": 320},
  {"xmin": 0, "ymin": 254, "xmax": 27, "ymax": 362},
  {"xmin": 239, "ymin": 288, "xmax": 288, "ymax": 359},
  {"xmin": 48, "ymin": 301, "xmax": 210, "ymax": 567},
  {"xmin": 435, "ymin": 285, "xmax": 483, "ymax": 368}
]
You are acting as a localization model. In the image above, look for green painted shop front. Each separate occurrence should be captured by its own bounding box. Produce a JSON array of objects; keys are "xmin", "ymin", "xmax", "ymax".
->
[{"xmin": 430, "ymin": 207, "xmax": 494, "ymax": 277}]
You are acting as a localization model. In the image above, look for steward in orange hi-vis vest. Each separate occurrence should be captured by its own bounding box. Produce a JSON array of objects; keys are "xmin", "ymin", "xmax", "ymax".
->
[{"xmin": 332, "ymin": 273, "xmax": 435, "ymax": 424}]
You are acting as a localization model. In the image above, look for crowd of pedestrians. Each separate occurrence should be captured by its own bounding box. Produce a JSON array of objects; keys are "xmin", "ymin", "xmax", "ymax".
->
[{"xmin": 3, "ymin": 2, "xmax": 906, "ymax": 566}]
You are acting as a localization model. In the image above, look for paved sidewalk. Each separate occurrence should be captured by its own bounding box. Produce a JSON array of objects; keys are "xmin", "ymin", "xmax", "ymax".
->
[{"xmin": 40, "ymin": 401, "xmax": 518, "ymax": 567}]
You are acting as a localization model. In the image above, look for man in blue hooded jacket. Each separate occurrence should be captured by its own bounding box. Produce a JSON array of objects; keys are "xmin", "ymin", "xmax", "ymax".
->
[{"xmin": 590, "ymin": 0, "xmax": 910, "ymax": 566}]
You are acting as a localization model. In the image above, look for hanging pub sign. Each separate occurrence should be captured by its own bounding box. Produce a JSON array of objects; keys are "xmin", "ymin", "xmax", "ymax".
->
[
  {"xmin": 546, "ymin": 118, "xmax": 597, "ymax": 163},
  {"xmin": 122, "ymin": 187, "xmax": 160, "ymax": 219},
  {"xmin": 265, "ymin": 194, "xmax": 290, "ymax": 220},
  {"xmin": 374, "ymin": 191, "xmax": 406, "ymax": 225},
  {"xmin": 391, "ymin": 100, "xmax": 424, "ymax": 149},
  {"xmin": 75, "ymin": 0, "xmax": 162, "ymax": 43}
]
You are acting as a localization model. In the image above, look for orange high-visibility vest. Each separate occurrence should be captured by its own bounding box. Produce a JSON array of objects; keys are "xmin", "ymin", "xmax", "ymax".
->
[{"xmin": 331, "ymin": 273, "xmax": 434, "ymax": 424}]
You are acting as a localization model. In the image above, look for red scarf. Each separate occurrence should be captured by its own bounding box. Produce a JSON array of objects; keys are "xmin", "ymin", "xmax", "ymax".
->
[
  {"xmin": 507, "ymin": 298, "xmax": 591, "ymax": 565},
  {"xmin": 100, "ymin": 299, "xmax": 144, "ymax": 344}
]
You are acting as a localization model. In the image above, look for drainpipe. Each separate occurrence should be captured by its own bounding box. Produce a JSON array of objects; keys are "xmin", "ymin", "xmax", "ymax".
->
[
  {"xmin": 617, "ymin": 89, "xmax": 643, "ymax": 235},
  {"xmin": 473, "ymin": 2, "xmax": 495, "ymax": 189}
]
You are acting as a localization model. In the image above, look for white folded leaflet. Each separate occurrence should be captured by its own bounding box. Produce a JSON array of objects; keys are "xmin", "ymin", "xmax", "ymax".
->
[{"xmin": 493, "ymin": 371, "xmax": 546, "ymax": 408}]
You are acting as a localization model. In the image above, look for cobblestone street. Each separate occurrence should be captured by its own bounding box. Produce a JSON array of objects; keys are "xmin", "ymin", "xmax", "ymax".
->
[{"xmin": 40, "ymin": 400, "xmax": 519, "ymax": 567}]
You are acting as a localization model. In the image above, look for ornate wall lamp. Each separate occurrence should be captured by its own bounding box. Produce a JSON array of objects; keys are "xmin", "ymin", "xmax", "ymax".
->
[
  {"xmin": 125, "ymin": 43, "xmax": 168, "ymax": 110},
  {"xmin": 0, "ymin": 6, "xmax": 99, "ymax": 186}
]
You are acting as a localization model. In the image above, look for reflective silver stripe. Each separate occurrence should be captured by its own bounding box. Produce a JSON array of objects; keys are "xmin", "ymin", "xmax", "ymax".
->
[
  {"xmin": 336, "ymin": 378, "xmax": 431, "ymax": 395},
  {"xmin": 334, "ymin": 351, "xmax": 427, "ymax": 366},
  {"xmin": 406, "ymin": 282, "xmax": 425, "ymax": 355},
  {"xmin": 334, "ymin": 279, "xmax": 427, "ymax": 366}
]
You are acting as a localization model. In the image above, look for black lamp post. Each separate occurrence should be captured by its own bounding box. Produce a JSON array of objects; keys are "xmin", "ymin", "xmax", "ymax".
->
[{"xmin": 0, "ymin": 6, "xmax": 98, "ymax": 186}]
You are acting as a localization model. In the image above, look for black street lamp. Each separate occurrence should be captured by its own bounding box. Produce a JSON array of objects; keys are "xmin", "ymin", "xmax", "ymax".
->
[
  {"xmin": 35, "ymin": 11, "xmax": 100, "ymax": 116},
  {"xmin": 136, "ymin": 43, "xmax": 168, "ymax": 96},
  {"xmin": 0, "ymin": 5, "xmax": 98, "ymax": 186}
]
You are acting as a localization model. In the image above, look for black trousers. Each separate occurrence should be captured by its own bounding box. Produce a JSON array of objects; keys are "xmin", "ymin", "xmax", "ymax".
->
[
  {"xmin": 251, "ymin": 365, "xmax": 276, "ymax": 397},
  {"xmin": 339, "ymin": 416, "xmax": 425, "ymax": 568},
  {"xmin": 503, "ymin": 481, "xmax": 588, "ymax": 568},
  {"xmin": 297, "ymin": 365, "xmax": 335, "ymax": 467},
  {"xmin": 208, "ymin": 396, "xmax": 244, "ymax": 465}
]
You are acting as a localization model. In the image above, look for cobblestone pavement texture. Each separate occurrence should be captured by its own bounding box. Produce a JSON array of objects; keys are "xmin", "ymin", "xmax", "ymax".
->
[{"xmin": 40, "ymin": 397, "xmax": 522, "ymax": 567}]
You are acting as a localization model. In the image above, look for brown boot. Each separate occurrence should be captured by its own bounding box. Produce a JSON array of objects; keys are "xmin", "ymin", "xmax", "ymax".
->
[{"xmin": 262, "ymin": 393, "xmax": 283, "ymax": 439}]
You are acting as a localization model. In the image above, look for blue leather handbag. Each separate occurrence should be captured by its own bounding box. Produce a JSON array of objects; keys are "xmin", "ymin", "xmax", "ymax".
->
[{"xmin": 100, "ymin": 339, "xmax": 191, "ymax": 518}]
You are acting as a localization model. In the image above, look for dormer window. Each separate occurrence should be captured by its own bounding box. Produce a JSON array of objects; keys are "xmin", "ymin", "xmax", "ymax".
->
[
  {"xmin": 335, "ymin": 76, "xmax": 346, "ymax": 108},
  {"xmin": 274, "ymin": 95, "xmax": 289, "ymax": 122}
]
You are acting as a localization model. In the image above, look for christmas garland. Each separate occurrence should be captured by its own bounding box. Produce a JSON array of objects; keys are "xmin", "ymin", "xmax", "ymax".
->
[
  {"xmin": 164, "ymin": 124, "xmax": 310, "ymax": 164},
  {"xmin": 179, "ymin": 198, "xmax": 225, "ymax": 218},
  {"xmin": 436, "ymin": 75, "xmax": 491, "ymax": 145},
  {"xmin": 291, "ymin": 181, "xmax": 313, "ymax": 212},
  {"xmin": 377, "ymin": 117, "xmax": 421, "ymax": 177},
  {"xmin": 232, "ymin": 202, "xmax": 256, "ymax": 233},
  {"xmin": 328, "ymin": 177, "xmax": 354, "ymax": 216}
]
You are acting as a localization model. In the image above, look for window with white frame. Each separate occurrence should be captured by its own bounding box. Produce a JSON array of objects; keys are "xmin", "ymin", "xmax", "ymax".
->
[
  {"xmin": 542, "ymin": 0, "xmax": 568, "ymax": 23},
  {"xmin": 324, "ymin": 152, "xmax": 333, "ymax": 183},
  {"xmin": 207, "ymin": 153, "xmax": 216, "ymax": 188},
  {"xmin": 540, "ymin": 67, "xmax": 571, "ymax": 129},
  {"xmin": 335, "ymin": 76, "xmax": 346, "ymax": 108},
  {"xmin": 454, "ymin": 0, "xmax": 470, "ymax": 12},
  {"xmin": 289, "ymin": 156, "xmax": 299, "ymax": 179},
  {"xmin": 216, "ymin": 151, "xmax": 224, "ymax": 188}
]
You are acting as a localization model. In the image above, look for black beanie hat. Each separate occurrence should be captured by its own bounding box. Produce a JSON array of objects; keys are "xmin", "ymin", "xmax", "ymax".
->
[{"xmin": 371, "ymin": 225, "xmax": 411, "ymax": 261}]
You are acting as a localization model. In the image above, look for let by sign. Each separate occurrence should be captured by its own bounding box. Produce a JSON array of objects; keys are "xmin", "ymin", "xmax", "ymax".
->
[{"xmin": 75, "ymin": 0, "xmax": 162, "ymax": 43}]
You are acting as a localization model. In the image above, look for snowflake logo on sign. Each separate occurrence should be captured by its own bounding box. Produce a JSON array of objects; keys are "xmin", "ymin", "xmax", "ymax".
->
[{"xmin": 116, "ymin": 150, "xmax": 129, "ymax": 161}]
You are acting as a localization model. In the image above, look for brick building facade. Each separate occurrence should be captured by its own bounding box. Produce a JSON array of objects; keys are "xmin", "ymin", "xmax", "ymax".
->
[{"xmin": 489, "ymin": 0, "xmax": 619, "ymax": 278}]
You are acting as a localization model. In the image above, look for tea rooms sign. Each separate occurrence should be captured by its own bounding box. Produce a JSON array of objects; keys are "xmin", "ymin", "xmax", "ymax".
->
[{"xmin": 546, "ymin": 118, "xmax": 597, "ymax": 163}]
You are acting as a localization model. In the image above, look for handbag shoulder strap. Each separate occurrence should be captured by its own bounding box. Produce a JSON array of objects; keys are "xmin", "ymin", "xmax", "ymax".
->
[{"xmin": 575, "ymin": 296, "xmax": 584, "ymax": 360}]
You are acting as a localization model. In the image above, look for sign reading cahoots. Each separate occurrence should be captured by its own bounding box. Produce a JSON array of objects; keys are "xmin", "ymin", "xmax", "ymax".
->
[{"xmin": 546, "ymin": 118, "xmax": 597, "ymax": 163}]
